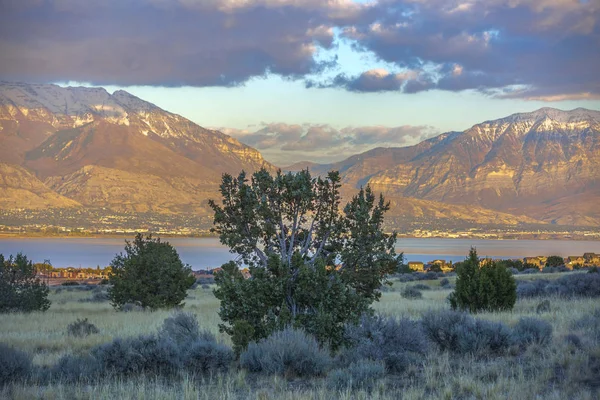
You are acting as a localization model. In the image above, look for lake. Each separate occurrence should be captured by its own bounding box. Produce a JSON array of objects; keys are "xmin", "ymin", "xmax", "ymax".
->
[{"xmin": 0, "ymin": 237, "xmax": 599, "ymax": 269}]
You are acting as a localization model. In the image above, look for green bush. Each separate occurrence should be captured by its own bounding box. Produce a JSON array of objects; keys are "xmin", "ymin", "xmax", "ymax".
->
[
  {"xmin": 108, "ymin": 234, "xmax": 195, "ymax": 310},
  {"xmin": 448, "ymin": 248, "xmax": 516, "ymax": 313},
  {"xmin": 0, "ymin": 253, "xmax": 50, "ymax": 313},
  {"xmin": 240, "ymin": 327, "xmax": 331, "ymax": 377},
  {"xmin": 0, "ymin": 343, "xmax": 32, "ymax": 385},
  {"xmin": 215, "ymin": 254, "xmax": 369, "ymax": 353}
]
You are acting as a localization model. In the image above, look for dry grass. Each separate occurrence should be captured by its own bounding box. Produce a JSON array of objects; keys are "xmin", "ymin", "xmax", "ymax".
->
[{"xmin": 1, "ymin": 273, "xmax": 599, "ymax": 399}]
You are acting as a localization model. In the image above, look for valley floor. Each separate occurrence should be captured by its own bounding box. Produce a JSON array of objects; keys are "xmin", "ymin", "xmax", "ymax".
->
[{"xmin": 1, "ymin": 272, "xmax": 599, "ymax": 399}]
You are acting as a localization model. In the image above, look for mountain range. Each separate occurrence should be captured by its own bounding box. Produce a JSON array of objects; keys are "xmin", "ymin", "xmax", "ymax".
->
[{"xmin": 0, "ymin": 82, "xmax": 598, "ymax": 228}]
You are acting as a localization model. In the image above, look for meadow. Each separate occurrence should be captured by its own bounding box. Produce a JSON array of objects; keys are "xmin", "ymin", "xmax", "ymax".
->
[{"xmin": 1, "ymin": 271, "xmax": 599, "ymax": 400}]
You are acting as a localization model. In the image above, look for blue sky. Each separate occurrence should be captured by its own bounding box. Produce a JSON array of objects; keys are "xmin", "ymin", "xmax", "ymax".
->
[{"xmin": 1, "ymin": 0, "xmax": 599, "ymax": 165}]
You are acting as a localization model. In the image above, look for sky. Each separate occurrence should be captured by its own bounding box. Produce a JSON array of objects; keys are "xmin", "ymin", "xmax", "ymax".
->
[{"xmin": 1, "ymin": 0, "xmax": 599, "ymax": 165}]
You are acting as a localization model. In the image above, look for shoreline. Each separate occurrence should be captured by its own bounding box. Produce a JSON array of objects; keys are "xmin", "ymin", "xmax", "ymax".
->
[{"xmin": 1, "ymin": 232, "xmax": 599, "ymax": 241}]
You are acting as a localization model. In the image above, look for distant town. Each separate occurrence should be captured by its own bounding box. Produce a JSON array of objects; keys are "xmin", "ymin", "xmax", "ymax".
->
[
  {"xmin": 33, "ymin": 253, "xmax": 600, "ymax": 286},
  {"xmin": 2, "ymin": 209, "xmax": 600, "ymax": 240}
]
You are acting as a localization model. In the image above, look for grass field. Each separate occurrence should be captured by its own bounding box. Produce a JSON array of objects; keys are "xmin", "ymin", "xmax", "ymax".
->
[{"xmin": 1, "ymin": 272, "xmax": 599, "ymax": 399}]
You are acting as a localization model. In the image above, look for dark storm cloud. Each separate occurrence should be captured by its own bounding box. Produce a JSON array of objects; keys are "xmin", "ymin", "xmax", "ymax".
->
[
  {"xmin": 0, "ymin": 0, "xmax": 360, "ymax": 86},
  {"xmin": 333, "ymin": 0, "xmax": 600, "ymax": 99},
  {"xmin": 0, "ymin": 0, "xmax": 598, "ymax": 100}
]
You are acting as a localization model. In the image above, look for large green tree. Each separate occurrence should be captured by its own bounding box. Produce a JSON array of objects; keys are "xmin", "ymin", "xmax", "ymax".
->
[
  {"xmin": 0, "ymin": 253, "xmax": 50, "ymax": 313},
  {"xmin": 449, "ymin": 248, "xmax": 516, "ymax": 313},
  {"xmin": 209, "ymin": 169, "xmax": 398, "ymax": 350},
  {"xmin": 108, "ymin": 234, "xmax": 195, "ymax": 310}
]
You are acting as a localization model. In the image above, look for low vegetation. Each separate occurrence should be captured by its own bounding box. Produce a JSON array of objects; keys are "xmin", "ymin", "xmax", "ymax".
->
[{"xmin": 1, "ymin": 272, "xmax": 599, "ymax": 398}]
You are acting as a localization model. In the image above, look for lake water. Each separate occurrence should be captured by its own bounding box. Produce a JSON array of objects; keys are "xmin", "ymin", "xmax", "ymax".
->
[{"xmin": 0, "ymin": 237, "xmax": 599, "ymax": 269}]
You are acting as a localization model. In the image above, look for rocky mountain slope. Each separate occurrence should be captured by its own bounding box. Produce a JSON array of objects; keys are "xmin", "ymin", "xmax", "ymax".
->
[
  {"xmin": 0, "ymin": 82, "xmax": 273, "ymax": 212},
  {"xmin": 0, "ymin": 163, "xmax": 80, "ymax": 209},
  {"xmin": 303, "ymin": 108, "xmax": 600, "ymax": 226}
]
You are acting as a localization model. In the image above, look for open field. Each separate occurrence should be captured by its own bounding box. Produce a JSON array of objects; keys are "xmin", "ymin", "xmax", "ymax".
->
[{"xmin": 1, "ymin": 272, "xmax": 599, "ymax": 400}]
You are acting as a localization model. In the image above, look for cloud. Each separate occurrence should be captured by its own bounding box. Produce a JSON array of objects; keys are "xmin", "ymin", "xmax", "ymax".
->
[
  {"xmin": 0, "ymin": 0, "xmax": 358, "ymax": 86},
  {"xmin": 220, "ymin": 122, "xmax": 437, "ymax": 165},
  {"xmin": 0, "ymin": 0, "xmax": 598, "ymax": 100},
  {"xmin": 329, "ymin": 0, "xmax": 600, "ymax": 99}
]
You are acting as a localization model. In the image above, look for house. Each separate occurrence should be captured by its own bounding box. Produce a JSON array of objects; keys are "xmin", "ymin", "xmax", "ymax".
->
[
  {"xmin": 408, "ymin": 261, "xmax": 424, "ymax": 272},
  {"xmin": 523, "ymin": 256, "xmax": 546, "ymax": 270},
  {"xmin": 566, "ymin": 256, "xmax": 585, "ymax": 268}
]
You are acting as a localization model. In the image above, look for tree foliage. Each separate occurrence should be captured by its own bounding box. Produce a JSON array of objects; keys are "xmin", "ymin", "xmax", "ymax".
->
[
  {"xmin": 0, "ymin": 253, "xmax": 50, "ymax": 313},
  {"xmin": 108, "ymin": 234, "xmax": 195, "ymax": 310},
  {"xmin": 449, "ymin": 248, "xmax": 516, "ymax": 313},
  {"xmin": 545, "ymin": 255, "xmax": 564, "ymax": 268},
  {"xmin": 209, "ymin": 169, "xmax": 398, "ymax": 350}
]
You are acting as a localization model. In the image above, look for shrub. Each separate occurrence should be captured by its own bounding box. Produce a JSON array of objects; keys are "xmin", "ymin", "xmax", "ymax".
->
[
  {"xmin": 51, "ymin": 354, "xmax": 100, "ymax": 382},
  {"xmin": 439, "ymin": 278, "xmax": 450, "ymax": 287},
  {"xmin": 0, "ymin": 343, "xmax": 32, "ymax": 385},
  {"xmin": 67, "ymin": 318, "xmax": 100, "ymax": 337},
  {"xmin": 516, "ymin": 280, "xmax": 549, "ymax": 298},
  {"xmin": 536, "ymin": 300, "xmax": 551, "ymax": 314},
  {"xmin": 92, "ymin": 334, "xmax": 180, "ymax": 377},
  {"xmin": 397, "ymin": 274, "xmax": 417, "ymax": 283},
  {"xmin": 421, "ymin": 310, "xmax": 513, "ymax": 356},
  {"xmin": 108, "ymin": 234, "xmax": 195, "ymax": 310},
  {"xmin": 327, "ymin": 360, "xmax": 385, "ymax": 391},
  {"xmin": 0, "ymin": 253, "xmax": 51, "ymax": 313},
  {"xmin": 589, "ymin": 266, "xmax": 599, "ymax": 274},
  {"xmin": 512, "ymin": 317, "xmax": 552, "ymax": 347},
  {"xmin": 449, "ymin": 248, "xmax": 516, "ymax": 313},
  {"xmin": 159, "ymin": 311, "xmax": 204, "ymax": 345},
  {"xmin": 517, "ymin": 274, "xmax": 600, "ymax": 298},
  {"xmin": 571, "ymin": 309, "xmax": 600, "ymax": 341},
  {"xmin": 401, "ymin": 286, "xmax": 423, "ymax": 299},
  {"xmin": 342, "ymin": 315, "xmax": 428, "ymax": 373},
  {"xmin": 240, "ymin": 327, "xmax": 331, "ymax": 377},
  {"xmin": 183, "ymin": 339, "xmax": 235, "ymax": 375},
  {"xmin": 61, "ymin": 281, "xmax": 80, "ymax": 286}
]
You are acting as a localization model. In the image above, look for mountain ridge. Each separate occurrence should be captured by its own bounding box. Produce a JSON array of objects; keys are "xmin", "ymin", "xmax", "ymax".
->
[{"xmin": 0, "ymin": 82, "xmax": 597, "ymax": 228}]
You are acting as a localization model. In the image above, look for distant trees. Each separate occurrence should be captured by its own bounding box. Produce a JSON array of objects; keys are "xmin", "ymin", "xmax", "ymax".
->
[
  {"xmin": 209, "ymin": 169, "xmax": 399, "ymax": 351},
  {"xmin": 108, "ymin": 234, "xmax": 195, "ymax": 310},
  {"xmin": 449, "ymin": 248, "xmax": 516, "ymax": 313},
  {"xmin": 545, "ymin": 255, "xmax": 564, "ymax": 268},
  {"xmin": 0, "ymin": 253, "xmax": 50, "ymax": 313}
]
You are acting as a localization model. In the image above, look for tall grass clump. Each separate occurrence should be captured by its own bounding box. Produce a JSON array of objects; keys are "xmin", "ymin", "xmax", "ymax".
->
[
  {"xmin": 0, "ymin": 343, "xmax": 32, "ymax": 385},
  {"xmin": 342, "ymin": 315, "xmax": 428, "ymax": 373},
  {"xmin": 327, "ymin": 360, "xmax": 385, "ymax": 391},
  {"xmin": 240, "ymin": 327, "xmax": 331, "ymax": 377}
]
